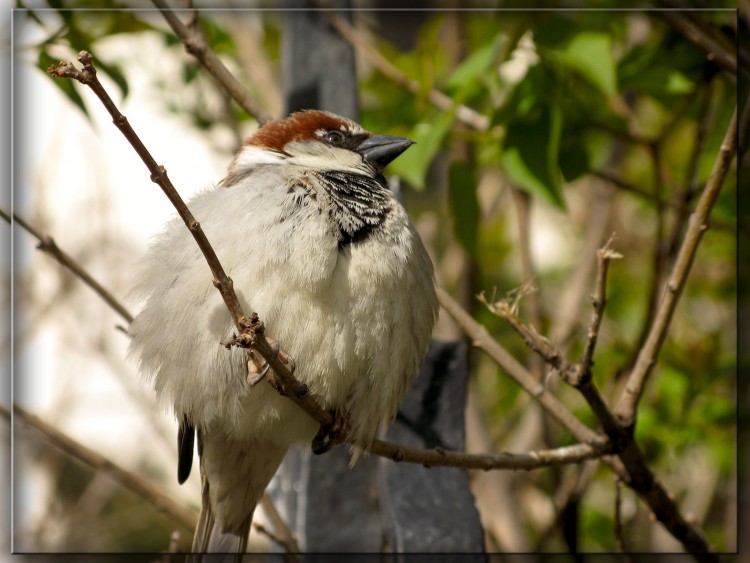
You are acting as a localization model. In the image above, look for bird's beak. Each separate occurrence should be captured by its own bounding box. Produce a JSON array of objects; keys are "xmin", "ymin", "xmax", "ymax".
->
[{"xmin": 357, "ymin": 135, "xmax": 415, "ymax": 169}]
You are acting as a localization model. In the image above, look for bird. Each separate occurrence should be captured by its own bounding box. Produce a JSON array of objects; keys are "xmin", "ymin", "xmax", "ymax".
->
[{"xmin": 128, "ymin": 109, "xmax": 438, "ymax": 554}]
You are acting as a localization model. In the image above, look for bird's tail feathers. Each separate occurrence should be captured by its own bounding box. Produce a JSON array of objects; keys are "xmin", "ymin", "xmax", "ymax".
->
[{"xmin": 189, "ymin": 469, "xmax": 252, "ymax": 562}]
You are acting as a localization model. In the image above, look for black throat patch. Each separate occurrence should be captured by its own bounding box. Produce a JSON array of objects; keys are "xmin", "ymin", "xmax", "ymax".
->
[{"xmin": 317, "ymin": 170, "xmax": 392, "ymax": 247}]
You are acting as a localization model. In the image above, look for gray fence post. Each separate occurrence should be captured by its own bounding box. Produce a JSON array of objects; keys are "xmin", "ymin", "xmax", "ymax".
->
[{"xmin": 269, "ymin": 5, "xmax": 484, "ymax": 553}]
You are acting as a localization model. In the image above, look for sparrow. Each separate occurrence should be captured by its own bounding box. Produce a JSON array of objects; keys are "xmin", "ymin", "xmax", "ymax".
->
[{"xmin": 128, "ymin": 110, "xmax": 438, "ymax": 554}]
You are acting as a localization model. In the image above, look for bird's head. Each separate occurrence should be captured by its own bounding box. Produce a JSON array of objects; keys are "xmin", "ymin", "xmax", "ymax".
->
[{"xmin": 230, "ymin": 110, "xmax": 414, "ymax": 176}]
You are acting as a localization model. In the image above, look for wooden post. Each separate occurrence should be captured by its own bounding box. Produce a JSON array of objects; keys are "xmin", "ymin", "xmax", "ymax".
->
[{"xmin": 269, "ymin": 5, "xmax": 484, "ymax": 552}]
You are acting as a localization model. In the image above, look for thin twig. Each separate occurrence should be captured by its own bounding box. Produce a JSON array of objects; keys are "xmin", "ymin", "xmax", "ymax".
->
[
  {"xmin": 259, "ymin": 493, "xmax": 300, "ymax": 554},
  {"xmin": 614, "ymin": 477, "xmax": 633, "ymax": 561},
  {"xmin": 1, "ymin": 208, "xmax": 134, "ymax": 323},
  {"xmin": 664, "ymin": 80, "xmax": 716, "ymax": 264},
  {"xmin": 252, "ymin": 522, "xmax": 298, "ymax": 559},
  {"xmin": 4, "ymin": 404, "xmax": 198, "ymax": 532},
  {"xmin": 438, "ymin": 287, "xmax": 600, "ymax": 444},
  {"xmin": 369, "ymin": 438, "xmax": 609, "ymax": 471},
  {"xmin": 550, "ymin": 179, "xmax": 616, "ymax": 349},
  {"xmin": 449, "ymin": 287, "xmax": 716, "ymax": 559},
  {"xmin": 656, "ymin": 11, "xmax": 737, "ymax": 77},
  {"xmin": 613, "ymin": 106, "xmax": 739, "ymax": 428},
  {"xmin": 578, "ymin": 239, "xmax": 622, "ymax": 380},
  {"xmin": 511, "ymin": 188, "xmax": 544, "ymax": 380},
  {"xmin": 324, "ymin": 12, "xmax": 490, "ymax": 131},
  {"xmin": 479, "ymin": 288, "xmax": 624, "ymax": 449},
  {"xmin": 590, "ymin": 170, "xmax": 737, "ymax": 234},
  {"xmin": 151, "ymin": 0, "xmax": 273, "ymax": 124}
]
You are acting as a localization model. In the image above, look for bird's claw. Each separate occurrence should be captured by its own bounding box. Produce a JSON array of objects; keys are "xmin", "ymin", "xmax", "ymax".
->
[
  {"xmin": 246, "ymin": 339, "xmax": 296, "ymax": 387},
  {"xmin": 311, "ymin": 408, "xmax": 350, "ymax": 455},
  {"xmin": 246, "ymin": 348, "xmax": 268, "ymax": 387}
]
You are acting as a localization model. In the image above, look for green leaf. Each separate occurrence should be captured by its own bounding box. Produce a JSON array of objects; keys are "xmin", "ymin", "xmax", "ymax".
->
[
  {"xmin": 388, "ymin": 110, "xmax": 455, "ymax": 191},
  {"xmin": 620, "ymin": 67, "xmax": 693, "ymax": 97},
  {"xmin": 558, "ymin": 32, "xmax": 617, "ymax": 96},
  {"xmin": 501, "ymin": 103, "xmax": 566, "ymax": 208},
  {"xmin": 558, "ymin": 138, "xmax": 590, "ymax": 182},
  {"xmin": 448, "ymin": 162, "xmax": 480, "ymax": 258},
  {"xmin": 445, "ymin": 36, "xmax": 503, "ymax": 92},
  {"xmin": 39, "ymin": 50, "xmax": 90, "ymax": 120},
  {"xmin": 492, "ymin": 63, "xmax": 548, "ymax": 125}
]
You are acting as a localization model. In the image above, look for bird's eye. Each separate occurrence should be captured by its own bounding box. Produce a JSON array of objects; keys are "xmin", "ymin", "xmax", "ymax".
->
[{"xmin": 325, "ymin": 131, "xmax": 345, "ymax": 145}]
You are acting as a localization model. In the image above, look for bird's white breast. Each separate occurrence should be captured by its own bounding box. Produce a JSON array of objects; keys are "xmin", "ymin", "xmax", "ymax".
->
[{"xmin": 128, "ymin": 166, "xmax": 436, "ymax": 451}]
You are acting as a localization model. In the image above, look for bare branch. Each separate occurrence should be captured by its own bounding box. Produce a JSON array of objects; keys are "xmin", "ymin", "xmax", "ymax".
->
[
  {"xmin": 252, "ymin": 522, "xmax": 299, "ymax": 558},
  {"xmin": 259, "ymin": 493, "xmax": 300, "ymax": 554},
  {"xmin": 457, "ymin": 277, "xmax": 716, "ymax": 559},
  {"xmin": 578, "ymin": 239, "xmax": 622, "ymax": 379},
  {"xmin": 438, "ymin": 287, "xmax": 600, "ymax": 444},
  {"xmin": 613, "ymin": 106, "xmax": 739, "ymax": 428},
  {"xmin": 4, "ymin": 404, "xmax": 197, "ymax": 532},
  {"xmin": 656, "ymin": 11, "xmax": 737, "ymax": 77},
  {"xmin": 48, "ymin": 51, "xmax": 335, "ymax": 434},
  {"xmin": 47, "ymin": 53, "xmax": 246, "ymax": 325},
  {"xmin": 1, "ymin": 208, "xmax": 134, "ymax": 324},
  {"xmin": 590, "ymin": 169, "xmax": 738, "ymax": 234},
  {"xmin": 511, "ymin": 188, "xmax": 544, "ymax": 380},
  {"xmin": 614, "ymin": 478, "xmax": 633, "ymax": 560},
  {"xmin": 151, "ymin": 0, "xmax": 273, "ymax": 124},
  {"xmin": 369, "ymin": 437, "xmax": 609, "ymax": 471},
  {"xmin": 479, "ymin": 288, "xmax": 623, "ymax": 448}
]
